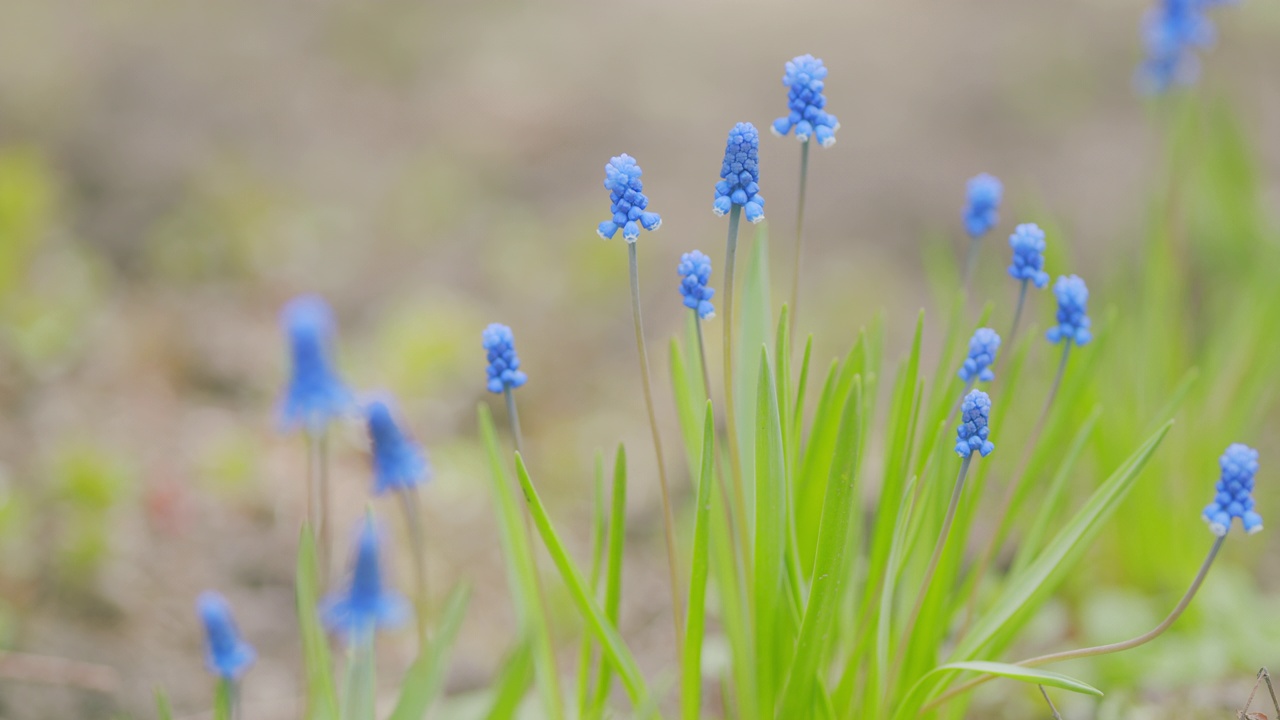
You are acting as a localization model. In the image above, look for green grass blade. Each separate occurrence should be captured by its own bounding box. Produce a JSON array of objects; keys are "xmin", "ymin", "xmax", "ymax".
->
[
  {"xmin": 681, "ymin": 403, "xmax": 717, "ymax": 720},
  {"xmin": 753, "ymin": 347, "xmax": 790, "ymax": 718},
  {"xmin": 155, "ymin": 690, "xmax": 175, "ymax": 720},
  {"xmin": 736, "ymin": 224, "xmax": 773, "ymax": 500},
  {"xmin": 388, "ymin": 583, "xmax": 471, "ymax": 720},
  {"xmin": 576, "ymin": 453, "xmax": 609, "ymax": 717},
  {"xmin": 894, "ymin": 662, "xmax": 1101, "ymax": 720},
  {"xmin": 589, "ymin": 444, "xmax": 629, "ymax": 716},
  {"xmin": 296, "ymin": 527, "xmax": 339, "ymax": 720},
  {"xmin": 482, "ymin": 638, "xmax": 534, "ymax": 720},
  {"xmin": 513, "ymin": 453, "xmax": 652, "ymax": 711}
]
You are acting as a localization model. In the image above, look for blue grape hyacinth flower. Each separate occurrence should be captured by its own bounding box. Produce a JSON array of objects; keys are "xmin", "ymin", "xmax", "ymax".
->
[
  {"xmin": 771, "ymin": 54, "xmax": 840, "ymax": 148},
  {"xmin": 678, "ymin": 250, "xmax": 716, "ymax": 320},
  {"xmin": 1046, "ymin": 275, "xmax": 1093, "ymax": 346},
  {"xmin": 483, "ymin": 323, "xmax": 528, "ymax": 394},
  {"xmin": 366, "ymin": 399, "xmax": 430, "ymax": 495},
  {"xmin": 714, "ymin": 123, "xmax": 766, "ymax": 224},
  {"xmin": 1136, "ymin": 0, "xmax": 1228, "ymax": 94},
  {"xmin": 198, "ymin": 592, "xmax": 256, "ymax": 680},
  {"xmin": 963, "ymin": 174, "xmax": 1003, "ymax": 239},
  {"xmin": 597, "ymin": 154, "xmax": 662, "ymax": 243},
  {"xmin": 279, "ymin": 295, "xmax": 354, "ymax": 433},
  {"xmin": 323, "ymin": 516, "xmax": 409, "ymax": 639},
  {"xmin": 1008, "ymin": 223, "xmax": 1050, "ymax": 289},
  {"xmin": 955, "ymin": 390, "xmax": 995, "ymax": 458},
  {"xmin": 958, "ymin": 328, "xmax": 1001, "ymax": 384},
  {"xmin": 1203, "ymin": 443, "xmax": 1262, "ymax": 536}
]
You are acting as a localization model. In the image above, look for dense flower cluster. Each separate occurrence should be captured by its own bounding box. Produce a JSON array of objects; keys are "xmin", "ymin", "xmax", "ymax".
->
[
  {"xmin": 1008, "ymin": 223, "xmax": 1050, "ymax": 288},
  {"xmin": 1046, "ymin": 275, "xmax": 1093, "ymax": 346},
  {"xmin": 366, "ymin": 399, "xmax": 430, "ymax": 495},
  {"xmin": 1203, "ymin": 444, "xmax": 1262, "ymax": 536},
  {"xmin": 771, "ymin": 54, "xmax": 840, "ymax": 147},
  {"xmin": 279, "ymin": 295, "xmax": 353, "ymax": 433},
  {"xmin": 322, "ymin": 517, "xmax": 408, "ymax": 639},
  {"xmin": 1137, "ymin": 0, "xmax": 1232, "ymax": 94},
  {"xmin": 198, "ymin": 593, "xmax": 256, "ymax": 680},
  {"xmin": 958, "ymin": 328, "xmax": 1001, "ymax": 384},
  {"xmin": 677, "ymin": 251, "xmax": 716, "ymax": 320},
  {"xmin": 483, "ymin": 323, "xmax": 529, "ymax": 394},
  {"xmin": 713, "ymin": 123, "xmax": 766, "ymax": 223},
  {"xmin": 963, "ymin": 174, "xmax": 1003, "ymax": 239},
  {"xmin": 597, "ymin": 154, "xmax": 662, "ymax": 243},
  {"xmin": 955, "ymin": 390, "xmax": 995, "ymax": 458}
]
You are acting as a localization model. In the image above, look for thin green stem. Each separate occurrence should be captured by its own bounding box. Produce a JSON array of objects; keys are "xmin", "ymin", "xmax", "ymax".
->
[
  {"xmin": 340, "ymin": 634, "xmax": 376, "ymax": 720},
  {"xmin": 927, "ymin": 536, "xmax": 1224, "ymax": 713},
  {"xmin": 397, "ymin": 487, "xmax": 429, "ymax": 649},
  {"xmin": 628, "ymin": 240, "xmax": 684, "ymax": 652},
  {"xmin": 891, "ymin": 454, "xmax": 975, "ymax": 691},
  {"xmin": 962, "ymin": 237, "xmax": 982, "ymax": 295},
  {"xmin": 214, "ymin": 678, "xmax": 237, "ymax": 720},
  {"xmin": 504, "ymin": 387, "xmax": 525, "ymax": 457},
  {"xmin": 788, "ymin": 139, "xmax": 811, "ymax": 347},
  {"xmin": 1008, "ymin": 279, "xmax": 1030, "ymax": 349},
  {"xmin": 1039, "ymin": 685, "xmax": 1062, "ymax": 720},
  {"xmin": 694, "ymin": 314, "xmax": 713, "ymax": 403},
  {"xmin": 721, "ymin": 206, "xmax": 750, "ymax": 568},
  {"xmin": 306, "ymin": 429, "xmax": 332, "ymax": 582}
]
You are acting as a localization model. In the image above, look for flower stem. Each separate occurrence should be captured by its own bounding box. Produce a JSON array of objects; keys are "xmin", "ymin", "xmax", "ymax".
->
[
  {"xmin": 504, "ymin": 386, "xmax": 525, "ymax": 457},
  {"xmin": 926, "ymin": 535, "xmax": 1225, "ymax": 713},
  {"xmin": 628, "ymin": 240, "xmax": 685, "ymax": 652},
  {"xmin": 694, "ymin": 314, "xmax": 713, "ymax": 403},
  {"xmin": 721, "ymin": 206, "xmax": 750, "ymax": 567},
  {"xmin": 788, "ymin": 139, "xmax": 811, "ymax": 347},
  {"xmin": 340, "ymin": 634, "xmax": 376, "ymax": 720},
  {"xmin": 962, "ymin": 237, "xmax": 982, "ymax": 295},
  {"xmin": 1039, "ymin": 685, "xmax": 1062, "ymax": 720},
  {"xmin": 1007, "ymin": 279, "xmax": 1030, "ymax": 349},
  {"xmin": 214, "ymin": 678, "xmax": 237, "ymax": 720},
  {"xmin": 397, "ymin": 487, "xmax": 429, "ymax": 649},
  {"xmin": 306, "ymin": 429, "xmax": 332, "ymax": 582}
]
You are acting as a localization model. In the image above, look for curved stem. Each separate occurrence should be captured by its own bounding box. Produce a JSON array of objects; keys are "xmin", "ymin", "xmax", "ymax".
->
[
  {"xmin": 504, "ymin": 387, "xmax": 525, "ymax": 457},
  {"xmin": 721, "ymin": 206, "xmax": 750, "ymax": 568},
  {"xmin": 628, "ymin": 241, "xmax": 684, "ymax": 652},
  {"xmin": 926, "ymin": 536, "xmax": 1224, "ymax": 713},
  {"xmin": 1007, "ymin": 280, "xmax": 1030, "ymax": 350},
  {"xmin": 788, "ymin": 140, "xmax": 811, "ymax": 347}
]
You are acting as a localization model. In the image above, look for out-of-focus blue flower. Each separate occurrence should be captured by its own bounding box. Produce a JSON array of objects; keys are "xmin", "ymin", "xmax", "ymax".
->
[
  {"xmin": 323, "ymin": 516, "xmax": 408, "ymax": 639},
  {"xmin": 279, "ymin": 295, "xmax": 354, "ymax": 433},
  {"xmin": 366, "ymin": 399, "xmax": 430, "ymax": 495},
  {"xmin": 714, "ymin": 123, "xmax": 766, "ymax": 224},
  {"xmin": 597, "ymin": 154, "xmax": 662, "ymax": 243},
  {"xmin": 771, "ymin": 54, "xmax": 840, "ymax": 148},
  {"xmin": 1204, "ymin": 443, "xmax": 1262, "ymax": 536},
  {"xmin": 1136, "ymin": 0, "xmax": 1229, "ymax": 94},
  {"xmin": 1046, "ymin": 275, "xmax": 1092, "ymax": 346},
  {"xmin": 963, "ymin": 174, "xmax": 1003, "ymax": 239},
  {"xmin": 677, "ymin": 251, "xmax": 716, "ymax": 320},
  {"xmin": 198, "ymin": 592, "xmax": 256, "ymax": 680},
  {"xmin": 483, "ymin": 323, "xmax": 528, "ymax": 395},
  {"xmin": 958, "ymin": 328, "xmax": 1001, "ymax": 384},
  {"xmin": 955, "ymin": 390, "xmax": 995, "ymax": 458},
  {"xmin": 1008, "ymin": 223, "xmax": 1050, "ymax": 289}
]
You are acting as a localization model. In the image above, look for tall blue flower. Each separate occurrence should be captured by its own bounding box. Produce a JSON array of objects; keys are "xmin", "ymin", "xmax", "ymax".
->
[
  {"xmin": 323, "ymin": 516, "xmax": 408, "ymax": 638},
  {"xmin": 955, "ymin": 390, "xmax": 995, "ymax": 458},
  {"xmin": 1136, "ymin": 0, "xmax": 1228, "ymax": 94},
  {"xmin": 198, "ymin": 592, "xmax": 256, "ymax": 680},
  {"xmin": 678, "ymin": 250, "xmax": 716, "ymax": 320},
  {"xmin": 279, "ymin": 295, "xmax": 354, "ymax": 433},
  {"xmin": 963, "ymin": 174, "xmax": 1003, "ymax": 239},
  {"xmin": 958, "ymin": 329, "xmax": 1001, "ymax": 384},
  {"xmin": 714, "ymin": 123, "xmax": 766, "ymax": 224},
  {"xmin": 597, "ymin": 154, "xmax": 662, "ymax": 243},
  {"xmin": 1204, "ymin": 444, "xmax": 1262, "ymax": 536},
  {"xmin": 483, "ymin": 323, "xmax": 528, "ymax": 394},
  {"xmin": 366, "ymin": 399, "xmax": 430, "ymax": 495},
  {"xmin": 771, "ymin": 54, "xmax": 840, "ymax": 148},
  {"xmin": 1008, "ymin": 223, "xmax": 1050, "ymax": 289},
  {"xmin": 1046, "ymin": 275, "xmax": 1092, "ymax": 346}
]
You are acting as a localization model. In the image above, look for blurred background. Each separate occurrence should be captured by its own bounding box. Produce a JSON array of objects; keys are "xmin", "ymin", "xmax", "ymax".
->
[{"xmin": 0, "ymin": 0, "xmax": 1278, "ymax": 718}]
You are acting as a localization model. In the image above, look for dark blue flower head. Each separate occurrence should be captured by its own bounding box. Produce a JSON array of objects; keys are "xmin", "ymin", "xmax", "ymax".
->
[
  {"xmin": 366, "ymin": 398, "xmax": 430, "ymax": 495},
  {"xmin": 1046, "ymin": 275, "xmax": 1092, "ymax": 346},
  {"xmin": 677, "ymin": 250, "xmax": 716, "ymax": 320},
  {"xmin": 1136, "ymin": 0, "xmax": 1226, "ymax": 94},
  {"xmin": 322, "ymin": 515, "xmax": 408, "ymax": 639},
  {"xmin": 597, "ymin": 154, "xmax": 661, "ymax": 243},
  {"xmin": 482, "ymin": 323, "xmax": 528, "ymax": 394},
  {"xmin": 279, "ymin": 295, "xmax": 354, "ymax": 433},
  {"xmin": 714, "ymin": 123, "xmax": 765, "ymax": 224},
  {"xmin": 1204, "ymin": 443, "xmax": 1262, "ymax": 536},
  {"xmin": 958, "ymin": 328, "xmax": 1001, "ymax": 384},
  {"xmin": 955, "ymin": 390, "xmax": 995, "ymax": 458},
  {"xmin": 1008, "ymin": 223, "xmax": 1050, "ymax": 289},
  {"xmin": 198, "ymin": 592, "xmax": 256, "ymax": 680},
  {"xmin": 771, "ymin": 54, "xmax": 840, "ymax": 148},
  {"xmin": 963, "ymin": 174, "xmax": 1003, "ymax": 239}
]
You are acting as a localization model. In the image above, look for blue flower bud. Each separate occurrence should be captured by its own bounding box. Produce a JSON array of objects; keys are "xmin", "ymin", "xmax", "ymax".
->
[
  {"xmin": 714, "ymin": 123, "xmax": 765, "ymax": 224},
  {"xmin": 1046, "ymin": 275, "xmax": 1092, "ymax": 346},
  {"xmin": 366, "ymin": 398, "xmax": 430, "ymax": 495},
  {"xmin": 597, "ymin": 154, "xmax": 661, "ymax": 243},
  {"xmin": 958, "ymin": 328, "xmax": 1001, "ymax": 384},
  {"xmin": 198, "ymin": 592, "xmax": 256, "ymax": 680},
  {"xmin": 677, "ymin": 250, "xmax": 716, "ymax": 320},
  {"xmin": 963, "ymin": 174, "xmax": 1003, "ymax": 239},
  {"xmin": 1008, "ymin": 223, "xmax": 1050, "ymax": 289},
  {"xmin": 322, "ymin": 516, "xmax": 408, "ymax": 639},
  {"xmin": 771, "ymin": 55, "xmax": 840, "ymax": 148},
  {"xmin": 1136, "ymin": 0, "xmax": 1223, "ymax": 94},
  {"xmin": 955, "ymin": 390, "xmax": 995, "ymax": 457},
  {"xmin": 482, "ymin": 323, "xmax": 528, "ymax": 394},
  {"xmin": 279, "ymin": 295, "xmax": 354, "ymax": 433},
  {"xmin": 1203, "ymin": 443, "xmax": 1262, "ymax": 536}
]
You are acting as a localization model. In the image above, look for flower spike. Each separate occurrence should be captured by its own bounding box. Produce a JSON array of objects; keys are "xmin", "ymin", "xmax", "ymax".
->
[
  {"xmin": 482, "ymin": 323, "xmax": 528, "ymax": 394},
  {"xmin": 771, "ymin": 54, "xmax": 840, "ymax": 147},
  {"xmin": 198, "ymin": 592, "xmax": 256, "ymax": 680},
  {"xmin": 1008, "ymin": 223, "xmax": 1050, "ymax": 289},
  {"xmin": 279, "ymin": 295, "xmax": 354, "ymax": 432},
  {"xmin": 1204, "ymin": 443, "xmax": 1262, "ymax": 536},
  {"xmin": 678, "ymin": 250, "xmax": 716, "ymax": 320},
  {"xmin": 597, "ymin": 154, "xmax": 661, "ymax": 243},
  {"xmin": 955, "ymin": 390, "xmax": 995, "ymax": 457},
  {"xmin": 963, "ymin": 174, "xmax": 1003, "ymax": 239},
  {"xmin": 1046, "ymin": 275, "xmax": 1092, "ymax": 346},
  {"xmin": 366, "ymin": 398, "xmax": 430, "ymax": 495},
  {"xmin": 958, "ymin": 328, "xmax": 1001, "ymax": 384},
  {"xmin": 713, "ymin": 123, "xmax": 765, "ymax": 223},
  {"xmin": 322, "ymin": 515, "xmax": 409, "ymax": 639}
]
